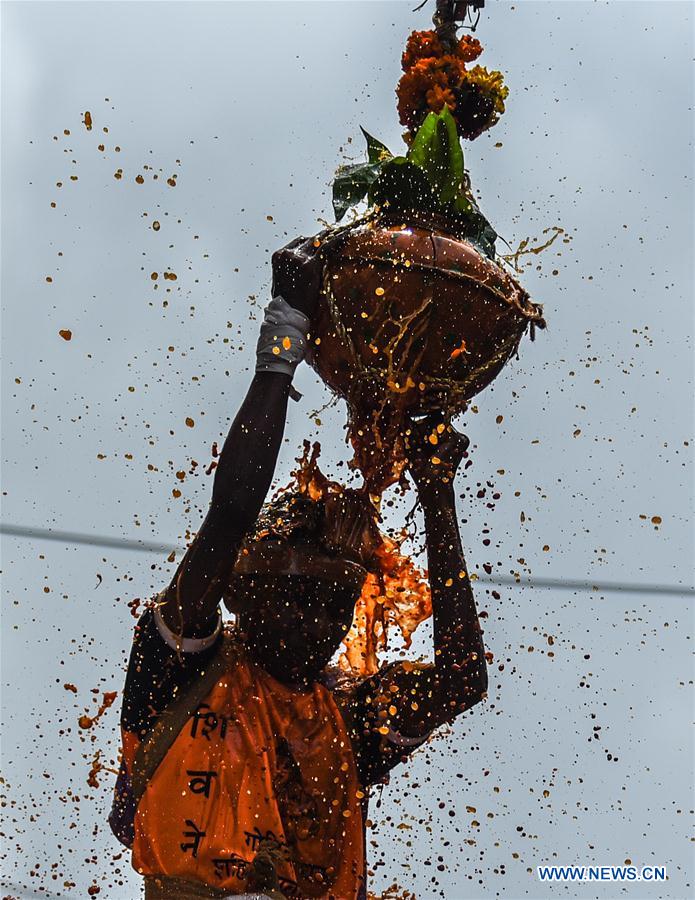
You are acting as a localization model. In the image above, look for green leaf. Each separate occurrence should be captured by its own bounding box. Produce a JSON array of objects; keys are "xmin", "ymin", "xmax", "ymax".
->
[
  {"xmin": 442, "ymin": 191, "xmax": 498, "ymax": 259},
  {"xmin": 407, "ymin": 107, "xmax": 464, "ymax": 204},
  {"xmin": 360, "ymin": 127, "xmax": 393, "ymax": 165},
  {"xmin": 329, "ymin": 112, "xmax": 496, "ymax": 255},
  {"xmin": 453, "ymin": 191, "xmax": 473, "ymax": 216},
  {"xmin": 369, "ymin": 157, "xmax": 437, "ymax": 213},
  {"xmin": 332, "ymin": 161, "xmax": 382, "ymax": 221}
]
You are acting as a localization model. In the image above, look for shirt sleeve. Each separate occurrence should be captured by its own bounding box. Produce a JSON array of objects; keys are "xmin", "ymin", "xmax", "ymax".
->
[
  {"xmin": 109, "ymin": 603, "xmax": 223, "ymax": 848},
  {"xmin": 120, "ymin": 604, "xmax": 223, "ymax": 738},
  {"xmin": 152, "ymin": 603, "xmax": 222, "ymax": 654}
]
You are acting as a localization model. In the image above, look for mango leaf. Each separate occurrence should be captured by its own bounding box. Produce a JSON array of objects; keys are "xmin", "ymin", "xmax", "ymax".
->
[
  {"xmin": 332, "ymin": 161, "xmax": 382, "ymax": 221},
  {"xmin": 330, "ymin": 112, "xmax": 496, "ymax": 255},
  {"xmin": 407, "ymin": 106, "xmax": 464, "ymax": 204},
  {"xmin": 369, "ymin": 157, "xmax": 437, "ymax": 213},
  {"xmin": 474, "ymin": 221, "xmax": 498, "ymax": 259},
  {"xmin": 360, "ymin": 127, "xmax": 393, "ymax": 164},
  {"xmin": 466, "ymin": 194, "xmax": 498, "ymax": 258},
  {"xmin": 441, "ymin": 190, "xmax": 498, "ymax": 259},
  {"xmin": 461, "ymin": 213, "xmax": 498, "ymax": 259},
  {"xmin": 453, "ymin": 191, "xmax": 474, "ymax": 216}
]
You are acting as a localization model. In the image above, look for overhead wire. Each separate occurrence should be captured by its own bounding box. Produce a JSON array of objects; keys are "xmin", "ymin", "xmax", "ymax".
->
[{"xmin": 1, "ymin": 523, "xmax": 692, "ymax": 597}]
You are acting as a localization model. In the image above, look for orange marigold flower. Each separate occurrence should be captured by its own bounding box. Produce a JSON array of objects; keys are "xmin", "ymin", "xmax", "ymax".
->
[
  {"xmin": 396, "ymin": 64, "xmax": 435, "ymax": 129},
  {"xmin": 425, "ymin": 83, "xmax": 456, "ymax": 115},
  {"xmin": 396, "ymin": 30, "xmax": 505, "ymax": 139},
  {"xmin": 457, "ymin": 34, "xmax": 483, "ymax": 63},
  {"xmin": 397, "ymin": 83, "xmax": 427, "ymax": 131},
  {"xmin": 413, "ymin": 55, "xmax": 453, "ymax": 81},
  {"xmin": 397, "ymin": 54, "xmax": 468, "ymax": 130},
  {"xmin": 427, "ymin": 53, "xmax": 467, "ymax": 82},
  {"xmin": 401, "ymin": 29, "xmax": 444, "ymax": 71}
]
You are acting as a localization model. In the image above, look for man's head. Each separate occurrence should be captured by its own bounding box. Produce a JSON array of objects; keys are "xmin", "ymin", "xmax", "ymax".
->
[
  {"xmin": 228, "ymin": 568, "xmax": 364, "ymax": 685},
  {"xmin": 226, "ymin": 538, "xmax": 368, "ymax": 685},
  {"xmin": 225, "ymin": 474, "xmax": 379, "ymax": 684}
]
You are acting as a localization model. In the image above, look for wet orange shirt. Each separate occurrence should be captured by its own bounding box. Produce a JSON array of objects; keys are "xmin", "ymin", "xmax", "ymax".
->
[{"xmin": 122, "ymin": 641, "xmax": 364, "ymax": 899}]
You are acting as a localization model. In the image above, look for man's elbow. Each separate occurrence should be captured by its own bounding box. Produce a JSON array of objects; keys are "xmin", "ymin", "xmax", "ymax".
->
[
  {"xmin": 472, "ymin": 662, "xmax": 488, "ymax": 706},
  {"xmin": 442, "ymin": 658, "xmax": 488, "ymax": 718},
  {"xmin": 463, "ymin": 660, "xmax": 488, "ymax": 709}
]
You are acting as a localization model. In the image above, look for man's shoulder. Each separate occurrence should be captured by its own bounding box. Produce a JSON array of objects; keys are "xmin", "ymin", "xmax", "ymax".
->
[
  {"xmin": 328, "ymin": 659, "xmax": 436, "ymax": 787},
  {"xmin": 120, "ymin": 604, "xmax": 234, "ymax": 737},
  {"xmin": 322, "ymin": 665, "xmax": 363, "ymax": 696},
  {"xmin": 323, "ymin": 659, "xmax": 433, "ymax": 704}
]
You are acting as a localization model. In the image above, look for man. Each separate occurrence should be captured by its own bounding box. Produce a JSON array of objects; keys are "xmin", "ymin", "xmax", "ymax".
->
[{"xmin": 109, "ymin": 235, "xmax": 488, "ymax": 900}]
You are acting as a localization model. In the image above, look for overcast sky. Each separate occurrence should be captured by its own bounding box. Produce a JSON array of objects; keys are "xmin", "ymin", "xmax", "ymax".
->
[{"xmin": 1, "ymin": 2, "xmax": 693, "ymax": 898}]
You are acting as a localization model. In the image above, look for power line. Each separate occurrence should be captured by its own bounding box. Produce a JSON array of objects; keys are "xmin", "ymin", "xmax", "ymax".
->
[
  {"xmin": 1, "ymin": 523, "xmax": 693, "ymax": 597},
  {"xmin": 1, "ymin": 523, "xmax": 172, "ymax": 555},
  {"xmin": 0, "ymin": 883, "xmax": 65, "ymax": 899}
]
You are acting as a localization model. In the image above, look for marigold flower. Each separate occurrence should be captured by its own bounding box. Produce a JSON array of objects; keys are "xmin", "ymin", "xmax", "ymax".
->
[
  {"xmin": 465, "ymin": 65, "xmax": 509, "ymax": 114},
  {"xmin": 396, "ymin": 29, "xmax": 508, "ymax": 139},
  {"xmin": 457, "ymin": 34, "xmax": 483, "ymax": 63},
  {"xmin": 425, "ymin": 83, "xmax": 456, "ymax": 115},
  {"xmin": 397, "ymin": 55, "xmax": 466, "ymax": 130},
  {"xmin": 401, "ymin": 29, "xmax": 444, "ymax": 71}
]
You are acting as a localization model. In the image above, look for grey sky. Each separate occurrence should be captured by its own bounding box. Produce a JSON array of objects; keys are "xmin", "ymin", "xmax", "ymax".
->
[{"xmin": 1, "ymin": 2, "xmax": 693, "ymax": 898}]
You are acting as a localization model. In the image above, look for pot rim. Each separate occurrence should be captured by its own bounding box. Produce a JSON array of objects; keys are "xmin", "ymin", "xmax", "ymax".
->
[{"xmin": 326, "ymin": 212, "xmax": 546, "ymax": 326}]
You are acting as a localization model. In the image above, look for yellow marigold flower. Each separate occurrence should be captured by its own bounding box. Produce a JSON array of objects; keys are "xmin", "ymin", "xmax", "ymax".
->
[{"xmin": 465, "ymin": 65, "xmax": 509, "ymax": 114}]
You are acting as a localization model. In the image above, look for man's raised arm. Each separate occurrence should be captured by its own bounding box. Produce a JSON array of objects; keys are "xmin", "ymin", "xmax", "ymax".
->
[
  {"xmin": 350, "ymin": 417, "xmax": 488, "ymax": 757},
  {"xmin": 414, "ymin": 424, "xmax": 488, "ymax": 721},
  {"xmin": 159, "ymin": 236, "xmax": 326, "ymax": 639}
]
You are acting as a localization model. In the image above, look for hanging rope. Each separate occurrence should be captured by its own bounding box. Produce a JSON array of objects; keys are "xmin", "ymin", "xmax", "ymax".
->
[{"xmin": 433, "ymin": 0, "xmax": 485, "ymax": 41}]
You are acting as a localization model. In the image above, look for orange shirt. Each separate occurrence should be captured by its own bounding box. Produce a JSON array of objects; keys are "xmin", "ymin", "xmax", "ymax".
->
[{"xmin": 122, "ymin": 641, "xmax": 365, "ymax": 899}]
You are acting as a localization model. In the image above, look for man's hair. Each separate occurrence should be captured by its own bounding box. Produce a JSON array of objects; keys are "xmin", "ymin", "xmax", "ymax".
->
[{"xmin": 239, "ymin": 485, "xmax": 382, "ymax": 571}]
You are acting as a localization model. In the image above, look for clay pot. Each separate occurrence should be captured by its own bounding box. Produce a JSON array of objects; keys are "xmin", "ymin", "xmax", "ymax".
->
[{"xmin": 310, "ymin": 214, "xmax": 545, "ymax": 493}]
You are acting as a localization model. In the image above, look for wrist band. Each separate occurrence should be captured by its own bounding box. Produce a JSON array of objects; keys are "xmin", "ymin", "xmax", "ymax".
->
[
  {"xmin": 255, "ymin": 295, "xmax": 311, "ymax": 377},
  {"xmin": 153, "ymin": 603, "xmax": 222, "ymax": 654}
]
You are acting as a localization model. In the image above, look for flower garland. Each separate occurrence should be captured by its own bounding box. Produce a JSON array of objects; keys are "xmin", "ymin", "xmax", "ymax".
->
[{"xmin": 396, "ymin": 29, "xmax": 508, "ymax": 140}]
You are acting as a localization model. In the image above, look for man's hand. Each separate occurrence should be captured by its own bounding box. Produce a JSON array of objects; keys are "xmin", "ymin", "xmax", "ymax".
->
[
  {"xmin": 405, "ymin": 414, "xmax": 469, "ymax": 493},
  {"xmin": 271, "ymin": 232, "xmax": 332, "ymax": 319}
]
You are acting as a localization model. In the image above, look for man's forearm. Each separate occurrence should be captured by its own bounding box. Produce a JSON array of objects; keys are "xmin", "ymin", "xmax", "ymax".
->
[
  {"xmin": 210, "ymin": 371, "xmax": 292, "ymax": 525},
  {"xmin": 160, "ymin": 239, "xmax": 321, "ymax": 638},
  {"xmin": 161, "ymin": 371, "xmax": 292, "ymax": 635},
  {"xmin": 420, "ymin": 483, "xmax": 488, "ymax": 706}
]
